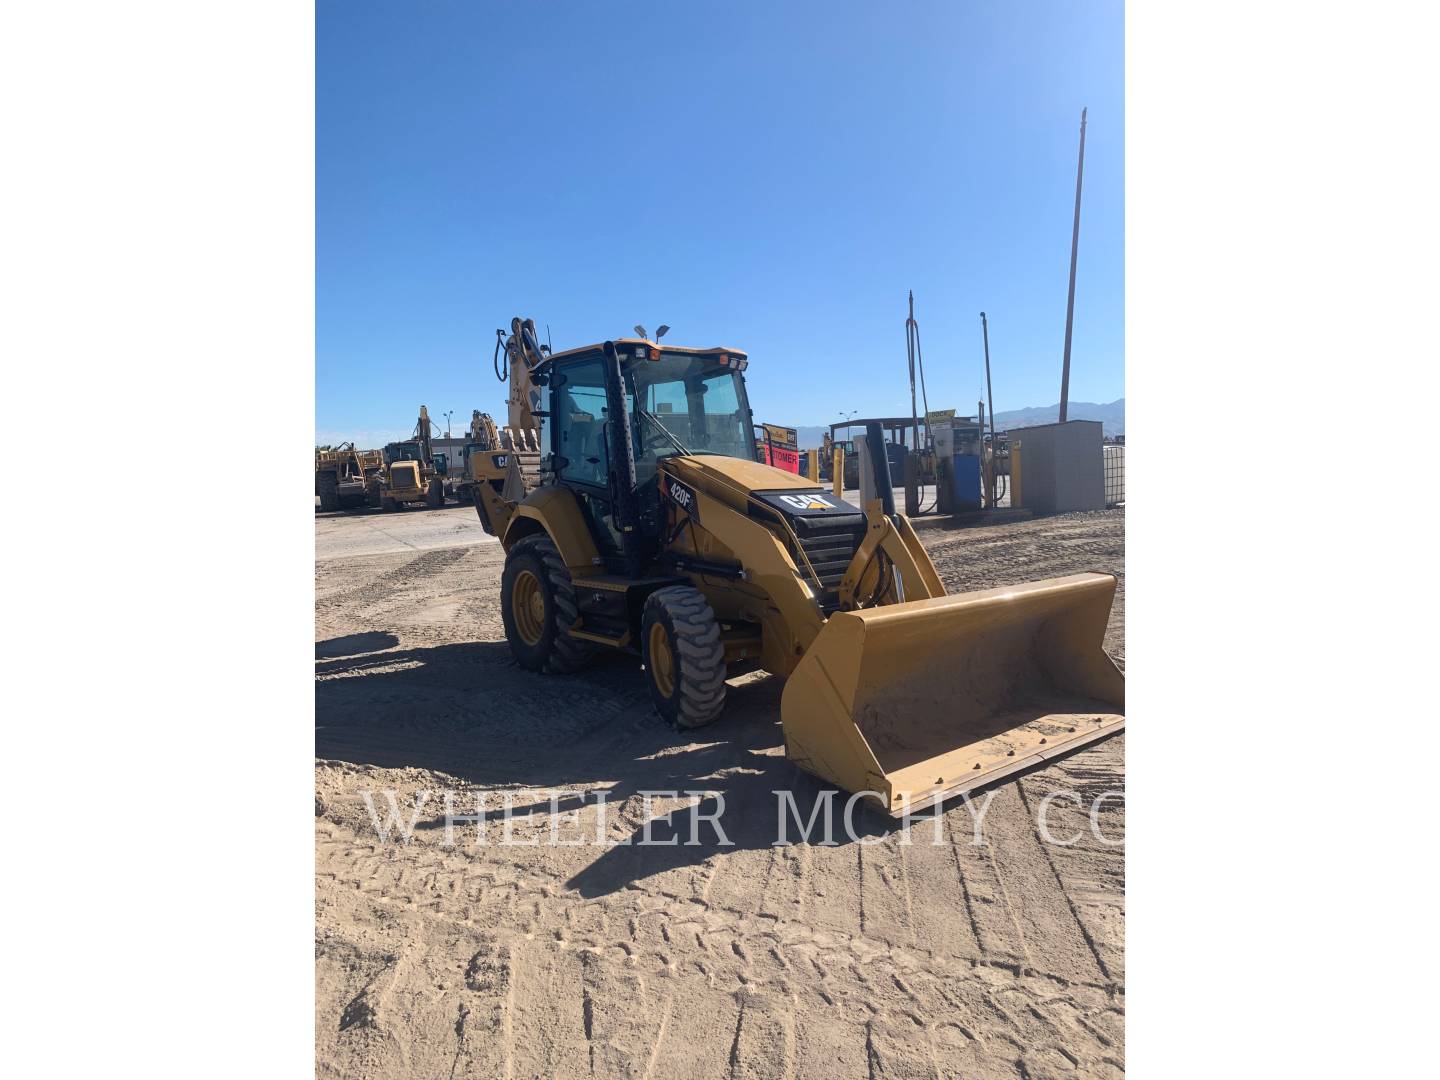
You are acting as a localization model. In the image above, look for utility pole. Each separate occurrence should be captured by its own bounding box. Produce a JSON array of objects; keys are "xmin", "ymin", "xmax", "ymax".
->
[
  {"xmin": 1059, "ymin": 106, "xmax": 1087, "ymax": 423},
  {"xmin": 980, "ymin": 311, "xmax": 997, "ymax": 506}
]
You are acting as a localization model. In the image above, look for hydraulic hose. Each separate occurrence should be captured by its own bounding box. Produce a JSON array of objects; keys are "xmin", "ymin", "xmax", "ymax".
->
[
  {"xmin": 493, "ymin": 329, "xmax": 508, "ymax": 382},
  {"xmin": 911, "ymin": 319, "xmax": 932, "ymax": 433}
]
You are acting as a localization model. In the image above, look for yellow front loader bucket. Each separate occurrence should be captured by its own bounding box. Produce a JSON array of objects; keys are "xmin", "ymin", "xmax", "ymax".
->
[{"xmin": 781, "ymin": 573, "xmax": 1124, "ymax": 816}]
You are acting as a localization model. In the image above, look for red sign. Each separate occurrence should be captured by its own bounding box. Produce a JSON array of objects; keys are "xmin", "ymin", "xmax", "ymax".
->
[
  {"xmin": 758, "ymin": 443, "xmax": 800, "ymax": 472},
  {"xmin": 756, "ymin": 423, "xmax": 800, "ymax": 473}
]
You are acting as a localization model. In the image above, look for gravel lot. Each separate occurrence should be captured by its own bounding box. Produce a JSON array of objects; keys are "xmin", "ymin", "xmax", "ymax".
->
[{"xmin": 315, "ymin": 502, "xmax": 1125, "ymax": 1078}]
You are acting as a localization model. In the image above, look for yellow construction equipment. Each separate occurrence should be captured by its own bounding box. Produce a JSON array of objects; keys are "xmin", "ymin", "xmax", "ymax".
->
[
  {"xmin": 481, "ymin": 320, "xmax": 1123, "ymax": 814},
  {"xmin": 315, "ymin": 443, "xmax": 384, "ymax": 511},
  {"xmin": 468, "ymin": 321, "xmax": 548, "ymax": 534},
  {"xmin": 377, "ymin": 406, "xmax": 448, "ymax": 511}
]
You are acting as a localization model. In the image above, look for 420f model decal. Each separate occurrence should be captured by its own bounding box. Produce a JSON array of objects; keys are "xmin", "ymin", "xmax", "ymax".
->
[{"xmin": 662, "ymin": 474, "xmax": 700, "ymax": 523}]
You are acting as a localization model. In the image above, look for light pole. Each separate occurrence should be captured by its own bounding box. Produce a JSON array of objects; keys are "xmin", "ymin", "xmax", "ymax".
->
[
  {"xmin": 444, "ymin": 410, "xmax": 453, "ymax": 439},
  {"xmin": 980, "ymin": 312, "xmax": 996, "ymax": 507},
  {"xmin": 1059, "ymin": 107, "xmax": 1087, "ymax": 423}
]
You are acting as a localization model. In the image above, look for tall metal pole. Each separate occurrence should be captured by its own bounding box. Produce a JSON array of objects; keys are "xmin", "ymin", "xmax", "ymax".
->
[
  {"xmin": 980, "ymin": 311, "xmax": 997, "ymax": 506},
  {"xmin": 906, "ymin": 291, "xmax": 919, "ymax": 454},
  {"xmin": 1059, "ymin": 106, "xmax": 1087, "ymax": 423}
]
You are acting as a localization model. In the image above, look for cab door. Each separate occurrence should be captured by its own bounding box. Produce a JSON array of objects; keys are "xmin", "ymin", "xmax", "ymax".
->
[{"xmin": 550, "ymin": 355, "xmax": 623, "ymax": 558}]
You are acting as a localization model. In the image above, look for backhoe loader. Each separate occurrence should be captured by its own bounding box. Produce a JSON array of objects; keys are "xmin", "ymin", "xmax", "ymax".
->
[{"xmin": 480, "ymin": 320, "xmax": 1124, "ymax": 814}]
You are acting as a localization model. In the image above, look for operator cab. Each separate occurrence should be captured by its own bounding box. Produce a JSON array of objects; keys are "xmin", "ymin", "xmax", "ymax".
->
[
  {"xmin": 542, "ymin": 339, "xmax": 754, "ymax": 564},
  {"xmin": 383, "ymin": 441, "xmax": 424, "ymax": 464}
]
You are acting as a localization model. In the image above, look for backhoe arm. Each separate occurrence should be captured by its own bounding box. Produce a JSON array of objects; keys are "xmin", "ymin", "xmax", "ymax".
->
[{"xmin": 504, "ymin": 317, "xmax": 546, "ymax": 450}]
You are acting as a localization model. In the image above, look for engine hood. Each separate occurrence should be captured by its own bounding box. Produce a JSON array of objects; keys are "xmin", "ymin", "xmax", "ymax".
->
[{"xmin": 665, "ymin": 453, "xmax": 819, "ymax": 502}]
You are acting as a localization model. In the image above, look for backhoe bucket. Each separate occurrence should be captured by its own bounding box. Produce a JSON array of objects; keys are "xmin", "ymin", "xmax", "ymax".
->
[{"xmin": 780, "ymin": 573, "xmax": 1124, "ymax": 816}]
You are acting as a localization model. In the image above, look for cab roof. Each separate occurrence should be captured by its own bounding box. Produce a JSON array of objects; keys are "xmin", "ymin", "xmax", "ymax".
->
[{"xmin": 543, "ymin": 339, "xmax": 749, "ymax": 368}]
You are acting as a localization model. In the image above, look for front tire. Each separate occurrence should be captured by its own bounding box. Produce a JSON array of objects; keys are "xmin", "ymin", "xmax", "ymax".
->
[
  {"xmin": 500, "ymin": 535, "xmax": 595, "ymax": 674},
  {"xmin": 642, "ymin": 586, "xmax": 727, "ymax": 728},
  {"xmin": 426, "ymin": 480, "xmax": 443, "ymax": 508}
]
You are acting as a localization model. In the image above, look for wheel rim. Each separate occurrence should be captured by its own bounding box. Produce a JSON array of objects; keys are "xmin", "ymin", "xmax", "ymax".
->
[
  {"xmin": 512, "ymin": 569, "xmax": 546, "ymax": 646},
  {"xmin": 648, "ymin": 622, "xmax": 676, "ymax": 698}
]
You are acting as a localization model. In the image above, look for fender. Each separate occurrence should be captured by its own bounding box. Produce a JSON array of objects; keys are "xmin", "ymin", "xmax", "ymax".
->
[{"xmin": 503, "ymin": 485, "xmax": 602, "ymax": 575}]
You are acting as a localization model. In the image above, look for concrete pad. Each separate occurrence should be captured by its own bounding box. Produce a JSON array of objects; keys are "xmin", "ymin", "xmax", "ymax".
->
[{"xmin": 314, "ymin": 503, "xmax": 496, "ymax": 561}]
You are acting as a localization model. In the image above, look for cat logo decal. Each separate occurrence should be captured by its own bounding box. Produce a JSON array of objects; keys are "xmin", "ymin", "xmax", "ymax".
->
[{"xmin": 779, "ymin": 493, "xmax": 835, "ymax": 511}]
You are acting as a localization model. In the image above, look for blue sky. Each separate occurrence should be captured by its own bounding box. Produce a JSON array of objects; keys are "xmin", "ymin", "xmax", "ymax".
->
[{"xmin": 317, "ymin": 0, "xmax": 1123, "ymax": 444}]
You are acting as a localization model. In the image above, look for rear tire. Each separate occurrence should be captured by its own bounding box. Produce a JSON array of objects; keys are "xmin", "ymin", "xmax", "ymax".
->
[
  {"xmin": 642, "ymin": 586, "xmax": 727, "ymax": 729},
  {"xmin": 317, "ymin": 472, "xmax": 339, "ymax": 512},
  {"xmin": 501, "ymin": 535, "xmax": 595, "ymax": 674}
]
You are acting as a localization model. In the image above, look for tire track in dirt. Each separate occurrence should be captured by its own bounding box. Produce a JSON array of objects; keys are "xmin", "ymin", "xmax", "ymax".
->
[
  {"xmin": 316, "ymin": 509, "xmax": 1126, "ymax": 1077},
  {"xmin": 317, "ymin": 849, "xmax": 1122, "ymax": 1077},
  {"xmin": 317, "ymin": 547, "xmax": 475, "ymax": 630}
]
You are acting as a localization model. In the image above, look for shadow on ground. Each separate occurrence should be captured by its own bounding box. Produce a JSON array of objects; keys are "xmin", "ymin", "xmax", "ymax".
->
[
  {"xmin": 316, "ymin": 632, "xmax": 399, "ymax": 659},
  {"xmin": 315, "ymin": 632, "xmax": 900, "ymax": 896}
]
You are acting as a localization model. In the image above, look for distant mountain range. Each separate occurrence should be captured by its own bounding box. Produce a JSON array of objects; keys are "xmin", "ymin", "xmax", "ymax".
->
[
  {"xmin": 785, "ymin": 399, "xmax": 1124, "ymax": 448},
  {"xmin": 991, "ymin": 398, "xmax": 1125, "ymax": 437}
]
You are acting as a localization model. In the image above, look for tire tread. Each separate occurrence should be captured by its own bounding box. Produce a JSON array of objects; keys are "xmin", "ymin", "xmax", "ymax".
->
[
  {"xmin": 644, "ymin": 585, "xmax": 727, "ymax": 728},
  {"xmin": 510, "ymin": 534, "xmax": 595, "ymax": 674}
]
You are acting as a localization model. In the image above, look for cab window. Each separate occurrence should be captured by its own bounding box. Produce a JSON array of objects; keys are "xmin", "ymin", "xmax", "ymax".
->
[{"xmin": 552, "ymin": 356, "xmax": 610, "ymax": 488}]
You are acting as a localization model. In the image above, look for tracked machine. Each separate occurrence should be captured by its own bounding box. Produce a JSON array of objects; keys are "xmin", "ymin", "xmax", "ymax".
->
[{"xmin": 478, "ymin": 319, "xmax": 1124, "ymax": 814}]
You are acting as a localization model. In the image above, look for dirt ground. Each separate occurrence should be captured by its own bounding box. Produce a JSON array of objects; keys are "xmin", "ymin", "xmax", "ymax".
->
[{"xmin": 316, "ymin": 503, "xmax": 1125, "ymax": 1079}]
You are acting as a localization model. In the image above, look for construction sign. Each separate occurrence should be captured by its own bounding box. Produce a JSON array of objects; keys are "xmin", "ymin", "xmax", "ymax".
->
[{"xmin": 755, "ymin": 423, "xmax": 800, "ymax": 473}]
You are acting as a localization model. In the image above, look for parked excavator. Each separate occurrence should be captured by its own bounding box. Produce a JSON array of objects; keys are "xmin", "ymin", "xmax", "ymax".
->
[
  {"xmin": 455, "ymin": 410, "xmax": 499, "ymax": 509},
  {"xmin": 477, "ymin": 319, "xmax": 1124, "ymax": 814}
]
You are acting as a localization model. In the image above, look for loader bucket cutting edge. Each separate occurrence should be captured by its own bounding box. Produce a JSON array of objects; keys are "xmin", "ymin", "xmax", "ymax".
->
[{"xmin": 779, "ymin": 572, "xmax": 1125, "ymax": 817}]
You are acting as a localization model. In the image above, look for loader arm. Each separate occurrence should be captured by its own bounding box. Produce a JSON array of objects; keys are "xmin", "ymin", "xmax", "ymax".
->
[
  {"xmin": 837, "ymin": 500, "xmax": 946, "ymax": 608},
  {"xmin": 672, "ymin": 479, "xmax": 829, "ymax": 669}
]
